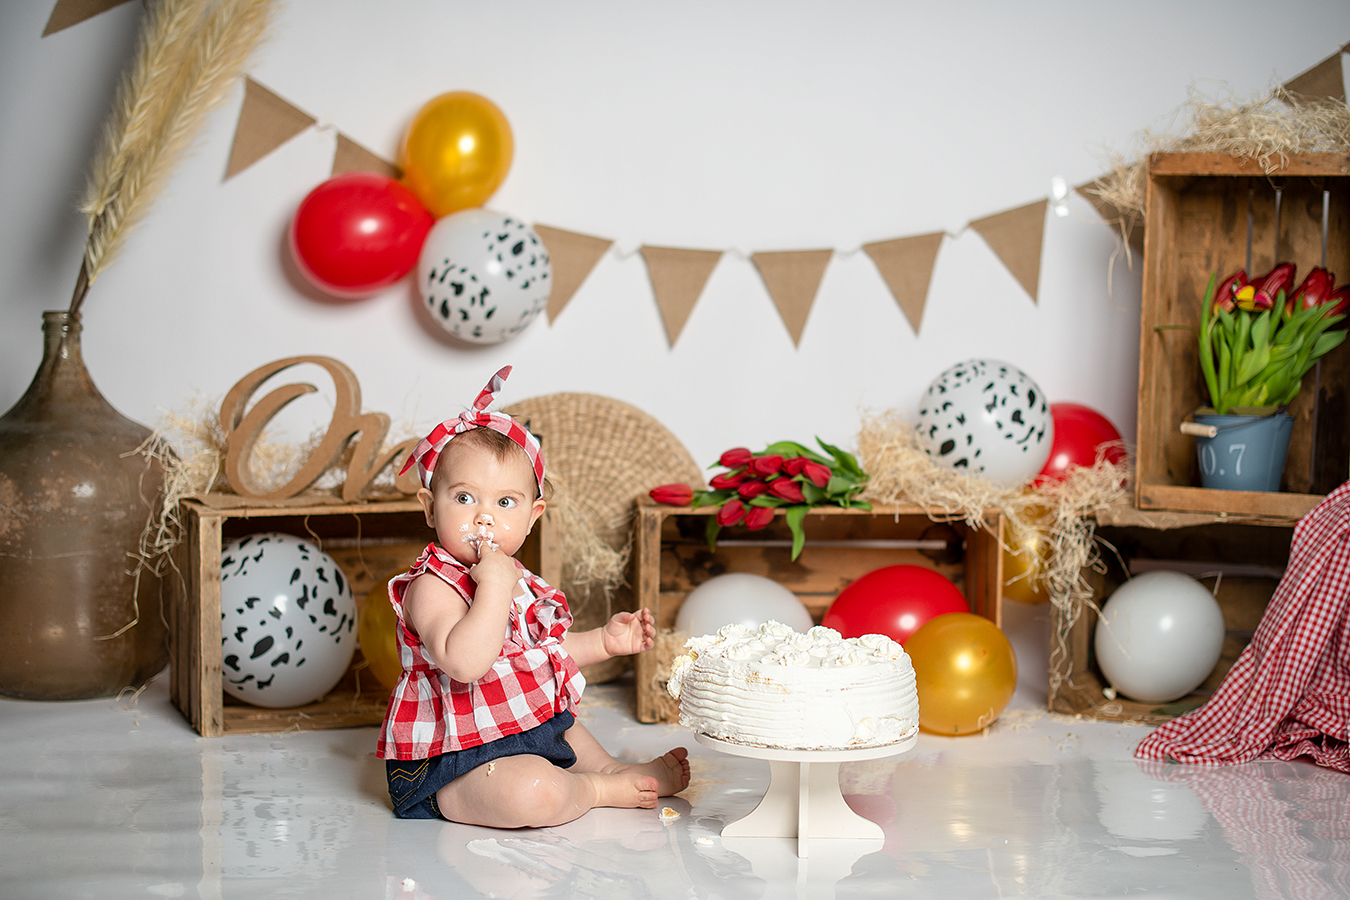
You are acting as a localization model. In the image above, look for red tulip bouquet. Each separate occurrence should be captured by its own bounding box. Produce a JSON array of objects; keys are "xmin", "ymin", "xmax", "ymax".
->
[
  {"xmin": 1198, "ymin": 263, "xmax": 1347, "ymax": 414},
  {"xmin": 649, "ymin": 439, "xmax": 869, "ymax": 560}
]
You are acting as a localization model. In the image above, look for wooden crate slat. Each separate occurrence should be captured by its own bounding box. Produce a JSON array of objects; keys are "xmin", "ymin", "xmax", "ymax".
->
[{"xmin": 1148, "ymin": 151, "xmax": 1350, "ymax": 177}]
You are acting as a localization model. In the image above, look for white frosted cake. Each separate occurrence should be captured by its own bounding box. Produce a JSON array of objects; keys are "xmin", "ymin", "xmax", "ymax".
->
[{"xmin": 666, "ymin": 621, "xmax": 919, "ymax": 750}]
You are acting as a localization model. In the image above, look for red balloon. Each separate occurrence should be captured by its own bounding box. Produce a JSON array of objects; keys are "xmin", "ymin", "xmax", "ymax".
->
[
  {"xmin": 822, "ymin": 565, "xmax": 968, "ymax": 645},
  {"xmin": 1034, "ymin": 402, "xmax": 1125, "ymax": 486},
  {"xmin": 289, "ymin": 172, "xmax": 433, "ymax": 298}
]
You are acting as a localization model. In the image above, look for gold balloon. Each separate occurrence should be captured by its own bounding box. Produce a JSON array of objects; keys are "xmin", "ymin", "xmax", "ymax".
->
[
  {"xmin": 907, "ymin": 613, "xmax": 1017, "ymax": 736},
  {"xmin": 401, "ymin": 92, "xmax": 513, "ymax": 216},
  {"xmin": 358, "ymin": 573, "xmax": 403, "ymax": 691},
  {"xmin": 1002, "ymin": 525, "xmax": 1051, "ymax": 605}
]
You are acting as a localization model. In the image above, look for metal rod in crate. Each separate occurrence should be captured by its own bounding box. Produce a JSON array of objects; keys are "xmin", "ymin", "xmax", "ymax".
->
[
  {"xmin": 1309, "ymin": 188, "xmax": 1331, "ymax": 487},
  {"xmin": 1245, "ymin": 183, "xmax": 1254, "ymax": 272}
]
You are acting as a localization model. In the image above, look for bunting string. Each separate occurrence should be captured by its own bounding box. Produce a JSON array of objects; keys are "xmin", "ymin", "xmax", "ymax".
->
[{"xmin": 45, "ymin": 0, "xmax": 1340, "ymax": 348}]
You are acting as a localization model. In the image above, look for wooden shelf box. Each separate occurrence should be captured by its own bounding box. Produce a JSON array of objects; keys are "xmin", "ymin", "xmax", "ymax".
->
[
  {"xmin": 168, "ymin": 496, "xmax": 560, "ymax": 736},
  {"xmin": 1049, "ymin": 517, "xmax": 1290, "ymax": 724},
  {"xmin": 1136, "ymin": 152, "xmax": 1350, "ymax": 522},
  {"xmin": 632, "ymin": 502, "xmax": 1004, "ymax": 723}
]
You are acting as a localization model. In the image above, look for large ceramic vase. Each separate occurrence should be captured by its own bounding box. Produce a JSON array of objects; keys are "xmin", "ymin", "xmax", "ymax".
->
[{"xmin": 0, "ymin": 311, "xmax": 168, "ymax": 699}]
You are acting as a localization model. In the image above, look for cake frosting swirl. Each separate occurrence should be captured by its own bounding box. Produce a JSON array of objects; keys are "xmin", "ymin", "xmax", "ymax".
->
[{"xmin": 667, "ymin": 621, "xmax": 919, "ymax": 750}]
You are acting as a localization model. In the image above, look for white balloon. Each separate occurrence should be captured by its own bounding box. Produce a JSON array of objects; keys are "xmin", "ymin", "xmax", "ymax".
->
[
  {"xmin": 1093, "ymin": 762, "xmax": 1208, "ymax": 842},
  {"xmin": 675, "ymin": 572, "xmax": 814, "ymax": 637},
  {"xmin": 1094, "ymin": 570, "xmax": 1225, "ymax": 704},
  {"xmin": 220, "ymin": 532, "xmax": 357, "ymax": 708},
  {"xmin": 417, "ymin": 209, "xmax": 551, "ymax": 344},
  {"xmin": 916, "ymin": 359, "xmax": 1054, "ymax": 486}
]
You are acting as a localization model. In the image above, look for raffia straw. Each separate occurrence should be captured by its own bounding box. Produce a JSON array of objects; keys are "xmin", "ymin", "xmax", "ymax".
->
[
  {"xmin": 856, "ymin": 407, "xmax": 1131, "ymax": 621},
  {"xmin": 856, "ymin": 409, "xmax": 1037, "ymax": 528},
  {"xmin": 1086, "ymin": 83, "xmax": 1350, "ymax": 228},
  {"xmin": 549, "ymin": 478, "xmax": 629, "ymax": 596},
  {"xmin": 73, "ymin": 0, "xmax": 277, "ymax": 313}
]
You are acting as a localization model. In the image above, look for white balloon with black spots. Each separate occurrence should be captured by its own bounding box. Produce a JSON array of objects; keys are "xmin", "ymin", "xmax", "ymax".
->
[
  {"xmin": 916, "ymin": 359, "xmax": 1054, "ymax": 486},
  {"xmin": 417, "ymin": 209, "xmax": 552, "ymax": 344},
  {"xmin": 219, "ymin": 532, "xmax": 356, "ymax": 709}
]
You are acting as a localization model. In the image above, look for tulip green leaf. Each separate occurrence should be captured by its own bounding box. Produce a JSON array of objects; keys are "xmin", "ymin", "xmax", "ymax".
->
[
  {"xmin": 1197, "ymin": 268, "xmax": 1346, "ymax": 414},
  {"xmin": 785, "ymin": 505, "xmax": 810, "ymax": 560}
]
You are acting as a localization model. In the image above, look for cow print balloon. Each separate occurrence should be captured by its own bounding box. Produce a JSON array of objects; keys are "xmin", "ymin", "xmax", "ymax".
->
[
  {"xmin": 916, "ymin": 359, "xmax": 1054, "ymax": 486},
  {"xmin": 417, "ymin": 209, "xmax": 552, "ymax": 344},
  {"xmin": 219, "ymin": 532, "xmax": 356, "ymax": 708}
]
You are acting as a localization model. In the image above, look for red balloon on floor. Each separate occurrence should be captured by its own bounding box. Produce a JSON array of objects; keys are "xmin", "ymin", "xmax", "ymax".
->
[
  {"xmin": 1034, "ymin": 402, "xmax": 1125, "ymax": 485},
  {"xmin": 822, "ymin": 565, "xmax": 968, "ymax": 645},
  {"xmin": 289, "ymin": 172, "xmax": 433, "ymax": 299}
]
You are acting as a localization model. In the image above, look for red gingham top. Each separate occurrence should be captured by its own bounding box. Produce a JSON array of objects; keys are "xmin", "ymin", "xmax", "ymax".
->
[
  {"xmin": 376, "ymin": 543, "xmax": 585, "ymax": 761},
  {"xmin": 1135, "ymin": 481, "xmax": 1350, "ymax": 772}
]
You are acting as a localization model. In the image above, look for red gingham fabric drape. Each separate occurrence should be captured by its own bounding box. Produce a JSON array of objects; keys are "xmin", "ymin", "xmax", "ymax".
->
[
  {"xmin": 1137, "ymin": 759, "xmax": 1350, "ymax": 899},
  {"xmin": 1135, "ymin": 481, "xmax": 1350, "ymax": 772}
]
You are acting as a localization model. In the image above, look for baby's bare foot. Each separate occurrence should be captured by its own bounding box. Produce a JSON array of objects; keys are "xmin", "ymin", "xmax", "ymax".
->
[
  {"xmin": 613, "ymin": 748, "xmax": 690, "ymax": 797},
  {"xmin": 589, "ymin": 772, "xmax": 659, "ymax": 809}
]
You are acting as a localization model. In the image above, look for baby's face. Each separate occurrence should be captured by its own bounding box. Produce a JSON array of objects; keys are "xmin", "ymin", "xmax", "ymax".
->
[{"xmin": 419, "ymin": 438, "xmax": 545, "ymax": 567}]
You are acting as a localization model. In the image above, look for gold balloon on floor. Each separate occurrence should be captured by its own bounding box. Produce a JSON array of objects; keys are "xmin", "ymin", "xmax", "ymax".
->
[
  {"xmin": 401, "ymin": 92, "xmax": 513, "ymax": 217},
  {"xmin": 359, "ymin": 573, "xmax": 403, "ymax": 691},
  {"xmin": 908, "ymin": 613, "xmax": 1017, "ymax": 736}
]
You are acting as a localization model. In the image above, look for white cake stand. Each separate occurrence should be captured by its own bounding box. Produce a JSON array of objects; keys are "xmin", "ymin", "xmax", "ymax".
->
[{"xmin": 696, "ymin": 731, "xmax": 917, "ymax": 858}]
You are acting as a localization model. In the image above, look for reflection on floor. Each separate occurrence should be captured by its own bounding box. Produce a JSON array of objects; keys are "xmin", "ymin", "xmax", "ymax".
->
[{"xmin": 2, "ymin": 602, "xmax": 1348, "ymax": 899}]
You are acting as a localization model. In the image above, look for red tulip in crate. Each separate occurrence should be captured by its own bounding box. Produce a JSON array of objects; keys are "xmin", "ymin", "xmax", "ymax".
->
[
  {"xmin": 632, "ymin": 501, "xmax": 1004, "ymax": 723},
  {"xmin": 1136, "ymin": 152, "xmax": 1350, "ymax": 522},
  {"xmin": 168, "ymin": 497, "xmax": 559, "ymax": 736}
]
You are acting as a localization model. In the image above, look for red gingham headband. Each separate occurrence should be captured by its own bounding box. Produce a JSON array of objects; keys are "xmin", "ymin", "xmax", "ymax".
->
[{"xmin": 398, "ymin": 366, "xmax": 545, "ymax": 492}]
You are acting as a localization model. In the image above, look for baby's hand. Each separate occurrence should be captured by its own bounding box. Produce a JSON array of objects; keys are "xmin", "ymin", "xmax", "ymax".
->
[
  {"xmin": 602, "ymin": 608, "xmax": 656, "ymax": 658},
  {"xmin": 467, "ymin": 544, "xmax": 519, "ymax": 594}
]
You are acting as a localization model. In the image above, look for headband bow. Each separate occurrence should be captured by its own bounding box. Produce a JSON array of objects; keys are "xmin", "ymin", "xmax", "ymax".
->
[{"xmin": 398, "ymin": 366, "xmax": 545, "ymax": 492}]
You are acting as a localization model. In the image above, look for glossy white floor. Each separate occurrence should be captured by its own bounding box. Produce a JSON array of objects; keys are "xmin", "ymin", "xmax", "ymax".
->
[{"xmin": 3, "ymin": 602, "xmax": 1347, "ymax": 900}]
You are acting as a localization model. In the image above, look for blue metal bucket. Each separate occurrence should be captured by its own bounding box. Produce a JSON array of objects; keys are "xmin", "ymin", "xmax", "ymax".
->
[{"xmin": 1193, "ymin": 412, "xmax": 1293, "ymax": 492}]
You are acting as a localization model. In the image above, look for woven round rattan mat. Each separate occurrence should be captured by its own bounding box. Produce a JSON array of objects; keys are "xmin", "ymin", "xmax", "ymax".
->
[{"xmin": 506, "ymin": 393, "xmax": 704, "ymax": 682}]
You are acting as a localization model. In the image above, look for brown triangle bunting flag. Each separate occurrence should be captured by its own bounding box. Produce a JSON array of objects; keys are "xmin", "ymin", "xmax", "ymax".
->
[
  {"xmin": 1283, "ymin": 51, "xmax": 1346, "ymax": 104},
  {"xmin": 640, "ymin": 246, "xmax": 722, "ymax": 346},
  {"xmin": 226, "ymin": 78, "xmax": 316, "ymax": 180},
  {"xmin": 42, "ymin": 0, "xmax": 135, "ymax": 36},
  {"xmin": 862, "ymin": 232, "xmax": 945, "ymax": 334},
  {"xmin": 332, "ymin": 134, "xmax": 400, "ymax": 179},
  {"xmin": 533, "ymin": 225, "xmax": 614, "ymax": 323},
  {"xmin": 750, "ymin": 249, "xmax": 832, "ymax": 345},
  {"xmin": 969, "ymin": 199, "xmax": 1048, "ymax": 303}
]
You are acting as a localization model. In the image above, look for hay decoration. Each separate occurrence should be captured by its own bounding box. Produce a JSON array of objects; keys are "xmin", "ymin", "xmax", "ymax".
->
[
  {"xmin": 856, "ymin": 409, "xmax": 1132, "ymax": 702},
  {"xmin": 856, "ymin": 409, "xmax": 1038, "ymax": 527},
  {"xmin": 545, "ymin": 472, "xmax": 630, "ymax": 599},
  {"xmin": 1086, "ymin": 83, "xmax": 1350, "ymax": 234}
]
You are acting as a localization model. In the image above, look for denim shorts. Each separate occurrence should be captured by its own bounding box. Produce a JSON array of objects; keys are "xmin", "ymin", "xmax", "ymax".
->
[{"xmin": 385, "ymin": 711, "xmax": 577, "ymax": 819}]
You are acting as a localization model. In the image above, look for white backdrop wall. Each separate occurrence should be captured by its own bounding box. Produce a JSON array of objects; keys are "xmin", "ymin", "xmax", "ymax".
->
[{"xmin": 3, "ymin": 1, "xmax": 1349, "ymax": 471}]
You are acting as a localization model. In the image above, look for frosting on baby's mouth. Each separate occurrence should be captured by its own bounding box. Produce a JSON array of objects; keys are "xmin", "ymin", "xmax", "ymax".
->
[{"xmin": 458, "ymin": 519, "xmax": 499, "ymax": 554}]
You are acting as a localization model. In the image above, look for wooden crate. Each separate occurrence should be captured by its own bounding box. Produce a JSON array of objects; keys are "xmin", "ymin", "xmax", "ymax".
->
[
  {"xmin": 1049, "ymin": 518, "xmax": 1291, "ymax": 724},
  {"xmin": 168, "ymin": 496, "xmax": 560, "ymax": 736},
  {"xmin": 1136, "ymin": 152, "xmax": 1350, "ymax": 521},
  {"xmin": 633, "ymin": 502, "xmax": 1004, "ymax": 723}
]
